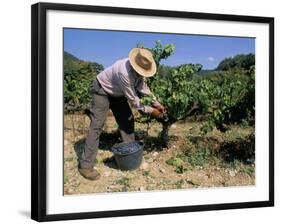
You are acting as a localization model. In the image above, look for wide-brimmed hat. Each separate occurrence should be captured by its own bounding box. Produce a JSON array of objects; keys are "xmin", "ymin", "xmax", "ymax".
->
[{"xmin": 129, "ymin": 48, "xmax": 157, "ymax": 77}]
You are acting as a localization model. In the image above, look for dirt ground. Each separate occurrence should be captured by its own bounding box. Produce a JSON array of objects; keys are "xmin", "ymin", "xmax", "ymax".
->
[{"xmin": 63, "ymin": 114, "xmax": 255, "ymax": 195}]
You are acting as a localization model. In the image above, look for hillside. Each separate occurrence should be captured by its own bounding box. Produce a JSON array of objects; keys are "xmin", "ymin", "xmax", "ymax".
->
[{"xmin": 64, "ymin": 51, "xmax": 80, "ymax": 62}]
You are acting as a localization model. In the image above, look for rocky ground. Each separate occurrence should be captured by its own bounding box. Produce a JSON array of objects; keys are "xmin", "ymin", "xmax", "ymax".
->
[{"xmin": 63, "ymin": 114, "xmax": 255, "ymax": 195}]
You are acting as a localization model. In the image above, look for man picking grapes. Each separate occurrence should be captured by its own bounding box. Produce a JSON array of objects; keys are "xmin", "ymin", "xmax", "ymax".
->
[{"xmin": 78, "ymin": 48, "xmax": 166, "ymax": 180}]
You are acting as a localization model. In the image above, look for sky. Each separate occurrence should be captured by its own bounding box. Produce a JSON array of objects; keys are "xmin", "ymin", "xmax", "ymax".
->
[{"xmin": 64, "ymin": 28, "xmax": 255, "ymax": 70}]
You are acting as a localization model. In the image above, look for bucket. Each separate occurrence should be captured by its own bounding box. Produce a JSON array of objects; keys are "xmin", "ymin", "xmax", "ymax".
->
[{"xmin": 111, "ymin": 141, "xmax": 143, "ymax": 171}]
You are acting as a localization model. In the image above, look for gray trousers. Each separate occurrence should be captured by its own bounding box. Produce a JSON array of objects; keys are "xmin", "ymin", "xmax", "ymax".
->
[{"xmin": 79, "ymin": 79, "xmax": 135, "ymax": 169}]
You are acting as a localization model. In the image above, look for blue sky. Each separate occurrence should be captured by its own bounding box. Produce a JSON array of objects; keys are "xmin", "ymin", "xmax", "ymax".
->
[{"xmin": 64, "ymin": 28, "xmax": 255, "ymax": 70}]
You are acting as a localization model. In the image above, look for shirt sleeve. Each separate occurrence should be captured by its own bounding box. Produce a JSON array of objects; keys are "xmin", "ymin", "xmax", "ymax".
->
[{"xmin": 117, "ymin": 73, "xmax": 154, "ymax": 114}]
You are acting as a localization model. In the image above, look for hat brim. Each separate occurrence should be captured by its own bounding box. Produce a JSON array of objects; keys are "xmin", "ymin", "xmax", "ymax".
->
[{"xmin": 129, "ymin": 48, "xmax": 157, "ymax": 77}]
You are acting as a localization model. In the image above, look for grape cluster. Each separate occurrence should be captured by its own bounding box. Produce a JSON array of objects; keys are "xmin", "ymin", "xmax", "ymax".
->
[{"xmin": 112, "ymin": 141, "xmax": 143, "ymax": 155}]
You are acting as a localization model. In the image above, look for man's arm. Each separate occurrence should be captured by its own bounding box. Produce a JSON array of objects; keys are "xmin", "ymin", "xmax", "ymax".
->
[
  {"xmin": 117, "ymin": 73, "xmax": 154, "ymax": 114},
  {"xmin": 136, "ymin": 78, "xmax": 166, "ymax": 113},
  {"xmin": 136, "ymin": 78, "xmax": 161, "ymax": 105}
]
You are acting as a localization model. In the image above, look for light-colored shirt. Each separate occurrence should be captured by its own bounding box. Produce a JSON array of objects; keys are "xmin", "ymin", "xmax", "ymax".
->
[{"xmin": 97, "ymin": 58, "xmax": 158, "ymax": 114}]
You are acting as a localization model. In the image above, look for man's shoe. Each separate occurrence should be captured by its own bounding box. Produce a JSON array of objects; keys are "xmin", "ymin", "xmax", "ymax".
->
[{"xmin": 78, "ymin": 168, "xmax": 101, "ymax": 180}]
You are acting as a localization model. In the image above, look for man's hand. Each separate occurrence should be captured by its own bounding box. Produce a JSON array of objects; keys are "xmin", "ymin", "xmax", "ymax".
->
[
  {"xmin": 151, "ymin": 108, "xmax": 162, "ymax": 118},
  {"xmin": 152, "ymin": 103, "xmax": 166, "ymax": 114},
  {"xmin": 157, "ymin": 104, "xmax": 166, "ymax": 113}
]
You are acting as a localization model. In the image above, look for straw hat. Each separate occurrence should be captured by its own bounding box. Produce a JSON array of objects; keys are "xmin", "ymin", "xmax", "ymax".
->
[{"xmin": 129, "ymin": 48, "xmax": 157, "ymax": 77}]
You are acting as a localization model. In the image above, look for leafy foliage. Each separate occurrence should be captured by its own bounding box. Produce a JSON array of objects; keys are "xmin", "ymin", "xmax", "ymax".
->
[
  {"xmin": 166, "ymin": 156, "xmax": 187, "ymax": 173},
  {"xmin": 137, "ymin": 41, "xmax": 201, "ymax": 122},
  {"xmin": 149, "ymin": 63, "xmax": 202, "ymax": 122},
  {"xmin": 136, "ymin": 42, "xmax": 207, "ymax": 145},
  {"xmin": 136, "ymin": 41, "xmax": 255, "ymax": 146},
  {"xmin": 64, "ymin": 51, "xmax": 104, "ymax": 113},
  {"xmin": 200, "ymin": 66, "xmax": 255, "ymax": 133}
]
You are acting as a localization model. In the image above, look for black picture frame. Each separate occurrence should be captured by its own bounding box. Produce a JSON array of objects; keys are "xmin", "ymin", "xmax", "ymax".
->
[{"xmin": 31, "ymin": 2, "xmax": 274, "ymax": 222}]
